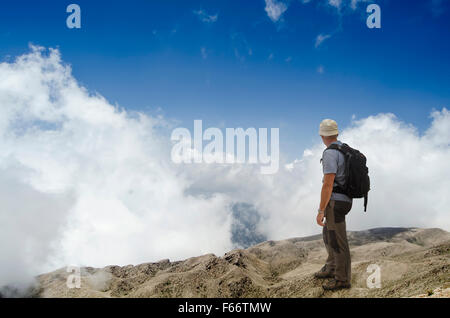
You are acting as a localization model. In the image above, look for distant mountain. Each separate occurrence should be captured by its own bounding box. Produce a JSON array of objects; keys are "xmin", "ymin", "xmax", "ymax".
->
[
  {"xmin": 19, "ymin": 227, "xmax": 450, "ymax": 298},
  {"xmin": 230, "ymin": 202, "xmax": 267, "ymax": 249}
]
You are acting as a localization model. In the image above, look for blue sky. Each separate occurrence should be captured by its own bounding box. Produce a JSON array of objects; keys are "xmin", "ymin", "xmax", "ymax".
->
[{"xmin": 1, "ymin": 0, "xmax": 449, "ymax": 160}]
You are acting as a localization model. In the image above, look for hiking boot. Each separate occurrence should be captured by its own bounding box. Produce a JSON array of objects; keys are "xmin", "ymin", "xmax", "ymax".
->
[
  {"xmin": 314, "ymin": 266, "xmax": 335, "ymax": 279},
  {"xmin": 322, "ymin": 279, "xmax": 351, "ymax": 291}
]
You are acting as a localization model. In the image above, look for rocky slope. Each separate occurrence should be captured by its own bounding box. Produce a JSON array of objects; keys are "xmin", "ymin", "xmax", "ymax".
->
[{"xmin": 33, "ymin": 227, "xmax": 450, "ymax": 298}]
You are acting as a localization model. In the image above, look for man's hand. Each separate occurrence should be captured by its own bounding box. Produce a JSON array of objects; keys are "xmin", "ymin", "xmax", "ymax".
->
[{"xmin": 316, "ymin": 211, "xmax": 325, "ymax": 227}]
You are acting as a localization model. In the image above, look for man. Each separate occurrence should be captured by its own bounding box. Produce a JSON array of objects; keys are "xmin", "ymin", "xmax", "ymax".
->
[{"xmin": 315, "ymin": 119, "xmax": 353, "ymax": 291}]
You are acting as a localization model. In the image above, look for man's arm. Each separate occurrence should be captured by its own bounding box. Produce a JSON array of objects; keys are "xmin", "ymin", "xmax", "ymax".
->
[
  {"xmin": 316, "ymin": 173, "xmax": 335, "ymax": 226},
  {"xmin": 320, "ymin": 173, "xmax": 335, "ymax": 211}
]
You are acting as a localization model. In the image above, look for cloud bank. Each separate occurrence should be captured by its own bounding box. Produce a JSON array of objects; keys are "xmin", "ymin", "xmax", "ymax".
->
[{"xmin": 0, "ymin": 47, "xmax": 449, "ymax": 288}]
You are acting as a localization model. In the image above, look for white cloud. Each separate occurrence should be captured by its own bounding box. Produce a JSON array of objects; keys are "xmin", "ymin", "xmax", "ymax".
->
[
  {"xmin": 350, "ymin": 0, "xmax": 365, "ymax": 10},
  {"xmin": 301, "ymin": 0, "xmax": 371, "ymax": 11},
  {"xmin": 0, "ymin": 46, "xmax": 232, "ymax": 287},
  {"xmin": 315, "ymin": 33, "xmax": 332, "ymax": 47},
  {"xmin": 350, "ymin": 0, "xmax": 375, "ymax": 10},
  {"xmin": 193, "ymin": 9, "xmax": 218, "ymax": 23},
  {"xmin": 329, "ymin": 0, "xmax": 342, "ymax": 8},
  {"xmin": 317, "ymin": 65, "xmax": 325, "ymax": 73},
  {"xmin": 1, "ymin": 47, "xmax": 450, "ymax": 289},
  {"xmin": 265, "ymin": 0, "xmax": 288, "ymax": 22}
]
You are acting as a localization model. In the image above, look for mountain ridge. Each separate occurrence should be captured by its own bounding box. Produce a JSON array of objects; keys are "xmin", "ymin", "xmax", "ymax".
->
[{"xmin": 20, "ymin": 227, "xmax": 450, "ymax": 298}]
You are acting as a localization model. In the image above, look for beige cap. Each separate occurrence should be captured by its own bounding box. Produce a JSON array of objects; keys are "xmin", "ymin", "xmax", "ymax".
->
[{"xmin": 319, "ymin": 119, "xmax": 339, "ymax": 136}]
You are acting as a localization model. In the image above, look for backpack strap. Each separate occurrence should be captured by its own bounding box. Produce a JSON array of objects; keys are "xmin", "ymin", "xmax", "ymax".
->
[
  {"xmin": 326, "ymin": 143, "xmax": 340, "ymax": 152},
  {"xmin": 326, "ymin": 143, "xmax": 350, "ymax": 154},
  {"xmin": 324, "ymin": 143, "xmax": 348, "ymax": 192}
]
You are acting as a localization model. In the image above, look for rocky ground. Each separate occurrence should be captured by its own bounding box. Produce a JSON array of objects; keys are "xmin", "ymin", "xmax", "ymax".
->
[{"xmin": 24, "ymin": 227, "xmax": 450, "ymax": 298}]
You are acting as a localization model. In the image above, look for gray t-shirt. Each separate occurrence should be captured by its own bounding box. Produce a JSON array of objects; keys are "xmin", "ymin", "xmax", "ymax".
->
[{"xmin": 321, "ymin": 140, "xmax": 352, "ymax": 203}]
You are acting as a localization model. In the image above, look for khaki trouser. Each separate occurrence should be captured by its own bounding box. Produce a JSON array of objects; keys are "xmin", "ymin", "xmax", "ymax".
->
[{"xmin": 322, "ymin": 199, "xmax": 352, "ymax": 283}]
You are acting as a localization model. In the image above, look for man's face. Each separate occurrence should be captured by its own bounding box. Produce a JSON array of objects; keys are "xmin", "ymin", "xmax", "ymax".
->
[{"xmin": 321, "ymin": 135, "xmax": 326, "ymax": 145}]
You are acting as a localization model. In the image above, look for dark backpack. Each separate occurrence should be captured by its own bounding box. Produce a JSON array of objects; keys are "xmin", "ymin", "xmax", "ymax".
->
[{"xmin": 326, "ymin": 143, "xmax": 370, "ymax": 212}]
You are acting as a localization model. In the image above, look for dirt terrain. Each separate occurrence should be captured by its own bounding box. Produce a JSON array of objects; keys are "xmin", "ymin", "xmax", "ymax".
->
[{"xmin": 32, "ymin": 227, "xmax": 450, "ymax": 298}]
